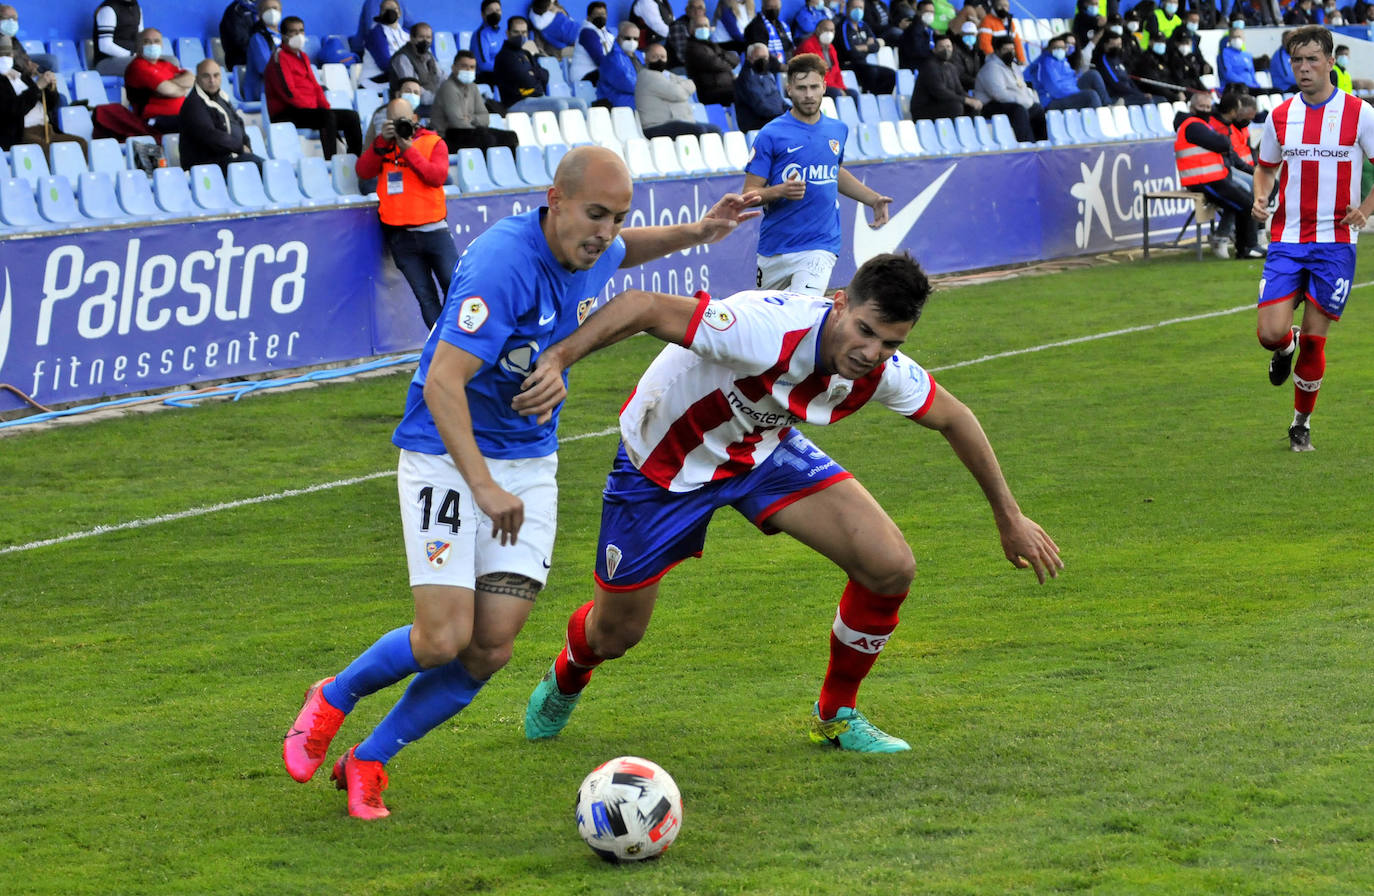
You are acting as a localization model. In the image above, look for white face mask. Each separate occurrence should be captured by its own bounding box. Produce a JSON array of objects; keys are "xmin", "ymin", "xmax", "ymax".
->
[
  {"xmin": 1108, "ymin": 24, "xmax": 1123, "ymax": 34},
  {"xmin": 921, "ymin": 11, "xmax": 935, "ymax": 25},
  {"xmin": 1126, "ymin": 20, "xmax": 1139, "ymax": 31},
  {"xmin": 818, "ymin": 30, "xmax": 834, "ymax": 44},
  {"xmin": 1051, "ymin": 48, "xmax": 1066, "ymax": 60},
  {"xmin": 288, "ymin": 33, "xmax": 306, "ymax": 51},
  {"xmin": 1186, "ymin": 21, "xmax": 1198, "ymax": 32},
  {"xmin": 401, "ymin": 92, "xmax": 420, "ymax": 109},
  {"xmin": 0, "ymin": 56, "xmax": 13, "ymax": 76},
  {"xmin": 1230, "ymin": 37, "xmax": 1244, "ymax": 51},
  {"xmin": 140, "ymin": 44, "xmax": 161, "ymax": 61},
  {"xmin": 261, "ymin": 9, "xmax": 282, "ymax": 27},
  {"xmin": 456, "ymin": 69, "xmax": 476, "ymax": 84},
  {"xmin": 620, "ymin": 38, "xmax": 638, "ymax": 53},
  {"xmin": 0, "ymin": 18, "xmax": 17, "ymax": 37}
]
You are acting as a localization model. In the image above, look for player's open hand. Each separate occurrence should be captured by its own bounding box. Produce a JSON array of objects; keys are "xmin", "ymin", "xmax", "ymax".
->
[
  {"xmin": 697, "ymin": 191, "xmax": 764, "ymax": 244},
  {"xmin": 869, "ymin": 194, "xmax": 893, "ymax": 229},
  {"xmin": 473, "ymin": 481, "xmax": 524, "ymax": 546},
  {"xmin": 999, "ymin": 514, "xmax": 1063, "ymax": 584},
  {"xmin": 1340, "ymin": 204, "xmax": 1369, "ymax": 229},
  {"xmin": 512, "ymin": 351, "xmax": 567, "ymax": 424}
]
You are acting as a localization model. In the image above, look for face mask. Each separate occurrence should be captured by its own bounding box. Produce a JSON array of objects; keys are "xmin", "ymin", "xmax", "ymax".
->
[
  {"xmin": 262, "ymin": 9, "xmax": 281, "ymax": 27},
  {"xmin": 1108, "ymin": 24, "xmax": 1123, "ymax": 34},
  {"xmin": 377, "ymin": 9, "xmax": 399, "ymax": 25},
  {"xmin": 1186, "ymin": 20, "xmax": 1198, "ymax": 31},
  {"xmin": 590, "ymin": 16, "xmax": 607, "ymax": 28},
  {"xmin": 415, "ymin": 40, "xmax": 431, "ymax": 53},
  {"xmin": 485, "ymin": 11, "xmax": 502, "ymax": 27},
  {"xmin": 819, "ymin": 30, "xmax": 834, "ymax": 44},
  {"xmin": 751, "ymin": 57, "xmax": 769, "ymax": 71},
  {"xmin": 921, "ymin": 11, "xmax": 934, "ymax": 24},
  {"xmin": 1106, "ymin": 47, "xmax": 1121, "ymax": 59},
  {"xmin": 0, "ymin": 56, "xmax": 12, "ymax": 76},
  {"xmin": 1126, "ymin": 20, "xmax": 1139, "ymax": 31},
  {"xmin": 456, "ymin": 69, "xmax": 476, "ymax": 84},
  {"xmin": 961, "ymin": 34, "xmax": 976, "ymax": 47},
  {"xmin": 1164, "ymin": 3, "xmax": 1177, "ymax": 14},
  {"xmin": 1235, "ymin": 118, "xmax": 1252, "ymax": 128},
  {"xmin": 1051, "ymin": 48, "xmax": 1066, "ymax": 60},
  {"xmin": 765, "ymin": 7, "xmax": 780, "ymax": 19},
  {"xmin": 287, "ymin": 33, "xmax": 306, "ymax": 50},
  {"xmin": 694, "ymin": 27, "xmax": 712, "ymax": 39},
  {"xmin": 1152, "ymin": 42, "xmax": 1165, "ymax": 55},
  {"xmin": 1230, "ymin": 19, "xmax": 1244, "ymax": 29},
  {"xmin": 1230, "ymin": 38, "xmax": 1244, "ymax": 50},
  {"xmin": 647, "ymin": 59, "xmax": 667, "ymax": 70},
  {"xmin": 401, "ymin": 92, "xmax": 420, "ymax": 109},
  {"xmin": 997, "ymin": 50, "xmax": 1014, "ymax": 63},
  {"xmin": 0, "ymin": 19, "xmax": 17, "ymax": 37},
  {"xmin": 509, "ymin": 32, "xmax": 527, "ymax": 44},
  {"xmin": 1337, "ymin": 54, "xmax": 1350, "ymax": 67},
  {"xmin": 620, "ymin": 38, "xmax": 638, "ymax": 52},
  {"xmin": 849, "ymin": 8, "xmax": 864, "ymax": 21},
  {"xmin": 141, "ymin": 44, "xmax": 161, "ymax": 61}
]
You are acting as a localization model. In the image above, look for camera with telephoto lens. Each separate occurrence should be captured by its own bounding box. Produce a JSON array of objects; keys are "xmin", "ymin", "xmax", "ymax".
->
[{"xmin": 392, "ymin": 117, "xmax": 416, "ymax": 140}]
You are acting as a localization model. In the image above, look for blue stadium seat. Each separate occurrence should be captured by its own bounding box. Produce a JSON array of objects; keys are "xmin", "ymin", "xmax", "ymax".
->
[
  {"xmin": 124, "ymin": 135, "xmax": 157, "ymax": 170},
  {"xmin": 935, "ymin": 117, "xmax": 965, "ymax": 153},
  {"xmin": 162, "ymin": 133, "xmax": 181, "ymax": 168},
  {"xmin": 876, "ymin": 93, "xmax": 901, "ymax": 123},
  {"xmin": 857, "ymin": 92, "xmax": 879, "ymax": 122},
  {"xmin": 330, "ymin": 154, "xmax": 368, "ymax": 199},
  {"xmin": 298, "ymin": 156, "xmax": 340, "ymax": 204},
  {"xmin": 11, "ymin": 143, "xmax": 49, "ymax": 186},
  {"xmin": 914, "ymin": 118, "xmax": 946, "ymax": 154},
  {"xmin": 244, "ymin": 125, "xmax": 268, "ymax": 158},
  {"xmin": 22, "ymin": 39, "xmax": 44, "ymax": 58},
  {"xmin": 48, "ymin": 39, "xmax": 82, "ymax": 73},
  {"xmin": 267, "ymin": 122, "xmax": 303, "ymax": 161},
  {"xmin": 325, "ymin": 89, "xmax": 353, "ymax": 110},
  {"xmin": 954, "ymin": 115, "xmax": 989, "ymax": 152},
  {"xmin": 1046, "ymin": 108, "xmax": 1073, "ymax": 145},
  {"xmin": 840, "ymin": 69, "xmax": 859, "ymax": 93},
  {"xmin": 72, "ymin": 70, "xmax": 110, "ymax": 105},
  {"xmin": 544, "ymin": 143, "xmax": 569, "ymax": 180},
  {"xmin": 896, "ymin": 68, "xmax": 916, "ymax": 97},
  {"xmin": 834, "ymin": 94, "xmax": 860, "ymax": 130},
  {"xmin": 0, "ymin": 177, "xmax": 43, "ymax": 229},
  {"xmin": 76, "ymin": 171, "xmax": 128, "ymax": 221},
  {"xmin": 355, "ymin": 88, "xmax": 386, "ymax": 125},
  {"xmin": 57, "ymin": 105, "xmax": 94, "ymax": 143},
  {"xmin": 990, "ymin": 113, "xmax": 1022, "ymax": 148},
  {"xmin": 152, "ymin": 167, "xmax": 196, "ymax": 215},
  {"xmin": 0, "ymin": 152, "xmax": 8, "ymax": 179},
  {"xmin": 1077, "ymin": 107, "xmax": 1107, "ymax": 143},
  {"xmin": 115, "ymin": 169, "xmax": 159, "ymax": 217},
  {"xmin": 456, "ymin": 148, "xmax": 495, "ymax": 192},
  {"xmin": 49, "ymin": 141, "xmax": 88, "ymax": 183},
  {"xmin": 574, "ymin": 79, "xmax": 597, "ymax": 105},
  {"xmin": 262, "ymin": 158, "xmax": 306, "ymax": 205},
  {"xmin": 433, "ymin": 31, "xmax": 458, "ymax": 70},
  {"xmin": 226, "ymin": 161, "xmax": 274, "ymax": 209},
  {"xmin": 485, "ymin": 146, "xmax": 524, "ymax": 189},
  {"xmin": 175, "ymin": 38, "xmax": 207, "ymax": 70},
  {"xmin": 1062, "ymin": 107, "xmax": 1090, "ymax": 144},
  {"xmin": 538, "ymin": 56, "xmax": 568, "ymax": 93},
  {"xmin": 189, "ymin": 164, "xmax": 234, "ymax": 211},
  {"xmin": 516, "ymin": 145, "xmax": 551, "ymax": 186},
  {"xmin": 704, "ymin": 103, "xmax": 731, "ymax": 133},
  {"xmin": 973, "ymin": 116, "xmax": 997, "ymax": 149},
  {"xmin": 88, "ymin": 138, "xmax": 124, "ymax": 174},
  {"xmin": 34, "ymin": 175, "xmax": 83, "ymax": 225},
  {"xmin": 843, "ymin": 124, "xmax": 866, "ymax": 160},
  {"xmin": 856, "ymin": 122, "xmax": 883, "ymax": 158}
]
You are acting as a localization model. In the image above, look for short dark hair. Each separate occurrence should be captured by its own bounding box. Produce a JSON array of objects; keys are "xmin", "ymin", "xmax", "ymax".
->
[
  {"xmin": 281, "ymin": 15, "xmax": 304, "ymax": 31},
  {"xmin": 1285, "ymin": 24, "xmax": 1333, "ymax": 57},
  {"xmin": 786, "ymin": 51, "xmax": 829, "ymax": 80},
  {"xmin": 587, "ymin": 0, "xmax": 607, "ymax": 11},
  {"xmin": 847, "ymin": 253, "xmax": 930, "ymax": 324},
  {"xmin": 992, "ymin": 34, "xmax": 1015, "ymax": 52},
  {"xmin": 456, "ymin": 49, "xmax": 476, "ymax": 62},
  {"xmin": 410, "ymin": 22, "xmax": 432, "ymax": 37},
  {"xmin": 508, "ymin": 14, "xmax": 530, "ymax": 29},
  {"xmin": 481, "ymin": 0, "xmax": 501, "ymax": 10}
]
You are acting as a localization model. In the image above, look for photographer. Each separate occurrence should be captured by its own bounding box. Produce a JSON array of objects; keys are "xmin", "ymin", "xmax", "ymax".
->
[{"xmin": 356, "ymin": 98, "xmax": 457, "ymax": 329}]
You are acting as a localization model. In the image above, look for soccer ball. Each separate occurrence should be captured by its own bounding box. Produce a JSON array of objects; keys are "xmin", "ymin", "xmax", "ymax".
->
[{"xmin": 574, "ymin": 756, "xmax": 683, "ymax": 862}]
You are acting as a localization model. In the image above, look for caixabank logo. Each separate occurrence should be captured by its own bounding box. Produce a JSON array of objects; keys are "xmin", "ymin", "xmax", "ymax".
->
[{"xmin": 1068, "ymin": 150, "xmax": 1190, "ymax": 249}]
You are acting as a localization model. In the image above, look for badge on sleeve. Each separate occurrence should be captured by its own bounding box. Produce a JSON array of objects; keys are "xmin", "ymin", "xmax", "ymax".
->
[
  {"xmin": 458, "ymin": 297, "xmax": 489, "ymax": 333},
  {"xmin": 701, "ymin": 302, "xmax": 735, "ymax": 331}
]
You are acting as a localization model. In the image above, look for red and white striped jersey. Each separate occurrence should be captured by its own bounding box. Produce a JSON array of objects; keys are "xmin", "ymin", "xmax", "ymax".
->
[
  {"xmin": 619, "ymin": 291, "xmax": 938, "ymax": 492},
  {"xmin": 1257, "ymin": 89, "xmax": 1374, "ymax": 244}
]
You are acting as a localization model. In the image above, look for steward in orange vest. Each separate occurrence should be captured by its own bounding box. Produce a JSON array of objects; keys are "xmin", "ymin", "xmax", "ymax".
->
[{"xmin": 1173, "ymin": 99, "xmax": 1262, "ymax": 259}]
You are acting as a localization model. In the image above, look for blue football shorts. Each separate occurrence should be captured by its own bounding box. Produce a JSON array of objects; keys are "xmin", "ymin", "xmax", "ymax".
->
[
  {"xmin": 1257, "ymin": 242, "xmax": 1358, "ymax": 320},
  {"xmin": 593, "ymin": 429, "xmax": 853, "ymax": 591}
]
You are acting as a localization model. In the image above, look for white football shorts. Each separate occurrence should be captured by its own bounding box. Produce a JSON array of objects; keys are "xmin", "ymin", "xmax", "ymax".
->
[
  {"xmin": 756, "ymin": 249, "xmax": 838, "ymax": 296},
  {"xmin": 396, "ymin": 448, "xmax": 558, "ymax": 589}
]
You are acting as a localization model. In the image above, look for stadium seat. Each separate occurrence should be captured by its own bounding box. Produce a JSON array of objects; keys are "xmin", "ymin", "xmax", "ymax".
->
[
  {"xmin": 297, "ymin": 156, "xmax": 340, "ymax": 204},
  {"xmin": 722, "ymin": 129, "xmax": 750, "ymax": 170},
  {"xmin": 57, "ymin": 105, "xmax": 94, "ymax": 143},
  {"xmin": 538, "ymin": 56, "xmax": 568, "ymax": 92},
  {"xmin": 843, "ymin": 124, "xmax": 865, "ymax": 160},
  {"xmin": 188, "ymin": 163, "xmax": 234, "ymax": 212},
  {"xmin": 72, "ymin": 70, "xmax": 110, "ymax": 105},
  {"xmin": 989, "ymin": 113, "xmax": 1021, "ymax": 148},
  {"xmin": 151, "ymin": 167, "xmax": 195, "ymax": 215},
  {"xmin": 76, "ymin": 171, "xmax": 128, "ymax": 221},
  {"xmin": 895, "ymin": 119, "xmax": 924, "ymax": 155},
  {"xmin": 876, "ymin": 93, "xmax": 901, "ymax": 123},
  {"xmin": 896, "ymin": 68, "xmax": 916, "ymax": 97},
  {"xmin": 1143, "ymin": 103, "xmax": 1170, "ymax": 136},
  {"xmin": 48, "ymin": 39, "xmax": 82, "ymax": 73},
  {"xmin": 914, "ymin": 118, "xmax": 945, "ymax": 154},
  {"xmin": 954, "ymin": 116, "xmax": 988, "ymax": 152},
  {"xmin": 1062, "ymin": 107, "xmax": 1091, "ymax": 144},
  {"xmin": 530, "ymin": 110, "xmax": 564, "ymax": 147},
  {"xmin": 35, "ymin": 174, "xmax": 83, "ymax": 225},
  {"xmin": 649, "ymin": 136, "xmax": 684, "ymax": 176},
  {"xmin": 244, "ymin": 125, "xmax": 268, "ymax": 158},
  {"xmin": 876, "ymin": 120, "xmax": 905, "ymax": 157},
  {"xmin": 267, "ymin": 122, "xmax": 303, "ymax": 161},
  {"xmin": 610, "ymin": 106, "xmax": 643, "ymax": 144},
  {"xmin": 574, "ymin": 79, "xmax": 597, "ymax": 105},
  {"xmin": 433, "ymin": 31, "xmax": 458, "ymax": 70},
  {"xmin": 0, "ymin": 152, "xmax": 7, "ymax": 180},
  {"xmin": 49, "ymin": 141, "xmax": 88, "ymax": 184},
  {"xmin": 704, "ymin": 103, "xmax": 731, "ymax": 133},
  {"xmin": 689, "ymin": 102, "xmax": 710, "ymax": 126},
  {"xmin": 933, "ymin": 117, "xmax": 964, "ymax": 152},
  {"xmin": 485, "ymin": 145, "xmax": 525, "ymax": 188},
  {"xmin": 1111, "ymin": 104, "xmax": 1134, "ymax": 137},
  {"xmin": 162, "ymin": 133, "xmax": 181, "ymax": 168},
  {"xmin": 175, "ymin": 37, "xmax": 206, "ymax": 70},
  {"xmin": 840, "ymin": 69, "xmax": 859, "ymax": 93},
  {"xmin": 973, "ymin": 116, "xmax": 997, "ymax": 149},
  {"xmin": 355, "ymin": 88, "xmax": 386, "ymax": 126},
  {"xmin": 124, "ymin": 135, "xmax": 157, "ymax": 170},
  {"xmin": 226, "ymin": 161, "xmax": 275, "ymax": 209},
  {"xmin": 516, "ymin": 144, "xmax": 552, "ymax": 186},
  {"xmin": 11, "ymin": 143, "xmax": 50, "ymax": 188},
  {"xmin": 856, "ymin": 122, "xmax": 883, "ymax": 158},
  {"xmin": 113, "ymin": 169, "xmax": 158, "ymax": 217},
  {"xmin": 623, "ymin": 137, "xmax": 657, "ymax": 178},
  {"xmin": 673, "ymin": 134, "xmax": 708, "ymax": 174},
  {"xmin": 503, "ymin": 111, "xmax": 538, "ymax": 146},
  {"xmin": 698, "ymin": 131, "xmax": 731, "ymax": 172},
  {"xmin": 874, "ymin": 46, "xmax": 898, "ymax": 70},
  {"xmin": 820, "ymin": 95, "xmax": 837, "ymax": 119},
  {"xmin": 331, "ymin": 154, "xmax": 368, "ymax": 198},
  {"xmin": 456, "ymin": 148, "xmax": 496, "ymax": 192},
  {"xmin": 857, "ymin": 92, "xmax": 879, "ymax": 122},
  {"xmin": 0, "ymin": 176, "xmax": 43, "ymax": 229},
  {"xmin": 321, "ymin": 62, "xmax": 352, "ymax": 94},
  {"xmin": 81, "ymin": 37, "xmax": 94, "ymax": 69},
  {"xmin": 556, "ymin": 108, "xmax": 592, "ymax": 145},
  {"xmin": 262, "ymin": 158, "xmax": 306, "ymax": 205},
  {"xmin": 1079, "ymin": 108, "xmax": 1108, "ymax": 142},
  {"xmin": 1046, "ymin": 108, "xmax": 1074, "ymax": 145},
  {"xmin": 1094, "ymin": 106, "xmax": 1123, "ymax": 140},
  {"xmin": 835, "ymin": 94, "xmax": 860, "ymax": 130},
  {"xmin": 326, "ymin": 89, "xmax": 353, "ymax": 110},
  {"xmin": 544, "ymin": 143, "xmax": 569, "ymax": 179}
]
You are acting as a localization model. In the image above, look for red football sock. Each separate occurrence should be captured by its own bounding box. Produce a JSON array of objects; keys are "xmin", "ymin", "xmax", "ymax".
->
[
  {"xmin": 553, "ymin": 600, "xmax": 603, "ymax": 694},
  {"xmin": 1293, "ymin": 333, "xmax": 1326, "ymax": 416},
  {"xmin": 817, "ymin": 581, "xmax": 907, "ymax": 720}
]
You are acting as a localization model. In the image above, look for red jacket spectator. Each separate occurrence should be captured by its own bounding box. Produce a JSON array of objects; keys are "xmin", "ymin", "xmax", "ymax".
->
[
  {"xmin": 796, "ymin": 33, "xmax": 845, "ymax": 93},
  {"xmin": 124, "ymin": 57, "xmax": 188, "ymax": 118},
  {"xmin": 264, "ymin": 41, "xmax": 327, "ymax": 120}
]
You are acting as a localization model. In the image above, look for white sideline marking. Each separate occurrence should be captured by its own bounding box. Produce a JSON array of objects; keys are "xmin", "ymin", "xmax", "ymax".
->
[{"xmin": 0, "ymin": 289, "xmax": 1353, "ymax": 557}]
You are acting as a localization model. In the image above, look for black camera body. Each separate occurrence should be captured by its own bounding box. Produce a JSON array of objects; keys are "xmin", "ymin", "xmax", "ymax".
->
[{"xmin": 393, "ymin": 118, "xmax": 416, "ymax": 140}]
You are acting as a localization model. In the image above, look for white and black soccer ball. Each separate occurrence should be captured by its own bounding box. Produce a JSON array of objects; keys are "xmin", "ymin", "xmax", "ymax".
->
[{"xmin": 574, "ymin": 756, "xmax": 683, "ymax": 862}]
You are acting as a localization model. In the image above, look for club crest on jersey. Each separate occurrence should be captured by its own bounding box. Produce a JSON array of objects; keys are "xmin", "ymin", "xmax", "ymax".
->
[
  {"xmin": 425, "ymin": 540, "xmax": 451, "ymax": 569},
  {"xmin": 605, "ymin": 544, "xmax": 623, "ymax": 580},
  {"xmin": 702, "ymin": 303, "xmax": 736, "ymax": 331},
  {"xmin": 829, "ymin": 139, "xmax": 840, "ymax": 155},
  {"xmin": 577, "ymin": 297, "xmax": 595, "ymax": 324},
  {"xmin": 458, "ymin": 297, "xmax": 489, "ymax": 334}
]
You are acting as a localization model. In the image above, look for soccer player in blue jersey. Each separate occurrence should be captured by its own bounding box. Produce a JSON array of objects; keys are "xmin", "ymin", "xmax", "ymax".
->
[
  {"xmin": 282, "ymin": 146, "xmax": 761, "ymax": 819},
  {"xmin": 743, "ymin": 52, "xmax": 893, "ymax": 295}
]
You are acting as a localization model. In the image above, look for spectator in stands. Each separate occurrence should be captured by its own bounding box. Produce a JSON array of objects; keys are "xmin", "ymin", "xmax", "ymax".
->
[
  {"xmin": 124, "ymin": 28, "xmax": 192, "ymax": 132},
  {"xmin": 0, "ymin": 6, "xmax": 55, "ymax": 75},
  {"xmin": 356, "ymin": 98, "xmax": 456, "ymax": 330},
  {"xmin": 571, "ymin": 1, "xmax": 614, "ymax": 83},
  {"xmin": 266, "ymin": 16, "xmax": 364, "ymax": 160},
  {"xmin": 1320, "ymin": 1, "xmax": 1344, "ymax": 25},
  {"xmin": 949, "ymin": 20, "xmax": 983, "ymax": 91},
  {"xmin": 362, "ymin": 0, "xmax": 409, "ymax": 85},
  {"xmin": 890, "ymin": 1, "xmax": 916, "ymax": 42},
  {"xmin": 1132, "ymin": 31, "xmax": 1186, "ymax": 99},
  {"xmin": 1267, "ymin": 31, "xmax": 1297, "ymax": 92},
  {"xmin": 388, "ymin": 22, "xmax": 441, "ymax": 109},
  {"xmin": 471, "ymin": 0, "xmax": 506, "ymax": 83},
  {"xmin": 93, "ymin": 0, "xmax": 142, "ymax": 76},
  {"xmin": 745, "ymin": 0, "xmax": 794, "ymax": 65},
  {"xmin": 839, "ymin": 0, "xmax": 896, "ymax": 93},
  {"xmin": 792, "ymin": 0, "xmax": 834, "ymax": 42},
  {"xmin": 364, "ymin": 77, "xmax": 422, "ymax": 145},
  {"xmin": 1165, "ymin": 24, "xmax": 1208, "ymax": 93},
  {"xmin": 865, "ymin": 0, "xmax": 900, "ymax": 44},
  {"xmin": 1174, "ymin": 88, "xmax": 1260, "ymax": 259},
  {"xmin": 977, "ymin": 0, "xmax": 1024, "ymax": 64},
  {"xmin": 685, "ymin": 11, "xmax": 739, "ymax": 105},
  {"xmin": 669, "ymin": 0, "xmax": 710, "ymax": 68},
  {"xmin": 636, "ymin": 41, "xmax": 722, "ymax": 137},
  {"xmin": 714, "ymin": 0, "xmax": 755, "ymax": 52},
  {"xmin": 1284, "ymin": 0, "xmax": 1319, "ymax": 23},
  {"xmin": 1145, "ymin": 0, "xmax": 1182, "ymax": 41},
  {"xmin": 243, "ymin": 0, "xmax": 281, "ymax": 102},
  {"xmin": 1332, "ymin": 44, "xmax": 1374, "ymax": 93},
  {"xmin": 897, "ymin": 0, "xmax": 937, "ymax": 71},
  {"xmin": 797, "ymin": 18, "xmax": 853, "ymax": 99},
  {"xmin": 1122, "ymin": 8, "xmax": 1147, "ymax": 54},
  {"xmin": 949, "ymin": 0, "xmax": 985, "ymax": 43},
  {"xmin": 1228, "ymin": 0, "xmax": 1274, "ymax": 26},
  {"xmin": 595, "ymin": 22, "xmax": 640, "ymax": 107},
  {"xmin": 1217, "ymin": 25, "xmax": 1260, "ymax": 92},
  {"xmin": 1092, "ymin": 30, "xmax": 1151, "ymax": 104},
  {"xmin": 0, "ymin": 37, "xmax": 80, "ymax": 152},
  {"xmin": 494, "ymin": 16, "xmax": 552, "ymax": 108},
  {"xmin": 1345, "ymin": 0, "xmax": 1370, "ymax": 23},
  {"xmin": 354, "ymin": 0, "xmax": 415, "ymax": 56},
  {"xmin": 909, "ymin": 33, "xmax": 982, "ymax": 119},
  {"xmin": 432, "ymin": 51, "xmax": 520, "ymax": 153},
  {"xmin": 529, "ymin": 0, "xmax": 582, "ymax": 55},
  {"xmin": 632, "ymin": 0, "xmax": 675, "ymax": 48},
  {"xmin": 974, "ymin": 35, "xmax": 1045, "ymax": 142},
  {"xmin": 1072, "ymin": 0, "xmax": 1103, "ymax": 48},
  {"xmin": 178, "ymin": 59, "xmax": 262, "ymax": 172},
  {"xmin": 1027, "ymin": 34, "xmax": 1106, "ymax": 109},
  {"xmin": 733, "ymin": 40, "xmax": 786, "ymax": 129}
]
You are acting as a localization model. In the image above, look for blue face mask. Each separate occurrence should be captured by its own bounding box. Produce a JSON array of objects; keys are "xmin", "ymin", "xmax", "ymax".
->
[
  {"xmin": 848, "ymin": 8, "xmax": 864, "ymax": 21},
  {"xmin": 0, "ymin": 19, "xmax": 18, "ymax": 37},
  {"xmin": 694, "ymin": 27, "xmax": 712, "ymax": 39},
  {"xmin": 961, "ymin": 34, "xmax": 976, "ymax": 47},
  {"xmin": 141, "ymin": 44, "xmax": 161, "ymax": 61},
  {"xmin": 401, "ymin": 92, "xmax": 421, "ymax": 110}
]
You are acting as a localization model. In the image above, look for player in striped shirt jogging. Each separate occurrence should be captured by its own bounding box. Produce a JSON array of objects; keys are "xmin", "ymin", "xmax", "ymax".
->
[{"xmin": 1252, "ymin": 25, "xmax": 1374, "ymax": 451}]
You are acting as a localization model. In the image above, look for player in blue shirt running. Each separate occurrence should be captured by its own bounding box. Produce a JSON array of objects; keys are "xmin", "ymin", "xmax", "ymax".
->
[
  {"xmin": 282, "ymin": 145, "xmax": 761, "ymax": 819},
  {"xmin": 744, "ymin": 52, "xmax": 892, "ymax": 295}
]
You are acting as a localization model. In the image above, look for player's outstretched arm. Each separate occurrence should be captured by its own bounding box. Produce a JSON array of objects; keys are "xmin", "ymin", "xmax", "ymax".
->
[
  {"xmin": 425, "ymin": 341, "xmax": 525, "ymax": 545},
  {"xmin": 917, "ymin": 387, "xmax": 1063, "ymax": 584},
  {"xmin": 512, "ymin": 289, "xmax": 703, "ymax": 422},
  {"xmin": 837, "ymin": 167, "xmax": 892, "ymax": 228},
  {"xmin": 619, "ymin": 191, "xmax": 762, "ymax": 267}
]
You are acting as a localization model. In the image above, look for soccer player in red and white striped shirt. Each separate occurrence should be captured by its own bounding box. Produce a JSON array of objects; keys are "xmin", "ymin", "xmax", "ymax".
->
[
  {"xmin": 514, "ymin": 253, "xmax": 1062, "ymax": 752},
  {"xmin": 1252, "ymin": 25, "xmax": 1374, "ymax": 451}
]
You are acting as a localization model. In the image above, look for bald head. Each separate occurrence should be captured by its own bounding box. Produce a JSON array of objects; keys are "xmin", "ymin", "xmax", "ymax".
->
[
  {"xmin": 553, "ymin": 145, "xmax": 631, "ymax": 199},
  {"xmin": 546, "ymin": 146, "xmax": 633, "ymax": 270},
  {"xmin": 196, "ymin": 58, "xmax": 223, "ymax": 92},
  {"xmin": 386, "ymin": 98, "xmax": 416, "ymax": 120}
]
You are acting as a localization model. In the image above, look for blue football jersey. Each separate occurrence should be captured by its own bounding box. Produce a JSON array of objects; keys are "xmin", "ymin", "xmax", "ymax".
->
[
  {"xmin": 392, "ymin": 208, "xmax": 627, "ymax": 459},
  {"xmin": 744, "ymin": 112, "xmax": 849, "ymax": 256}
]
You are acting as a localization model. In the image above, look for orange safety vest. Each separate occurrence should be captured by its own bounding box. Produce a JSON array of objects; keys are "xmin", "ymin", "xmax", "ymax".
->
[
  {"xmin": 376, "ymin": 131, "xmax": 448, "ymax": 228},
  {"xmin": 1229, "ymin": 122, "xmax": 1254, "ymax": 167},
  {"xmin": 1174, "ymin": 115, "xmax": 1227, "ymax": 187}
]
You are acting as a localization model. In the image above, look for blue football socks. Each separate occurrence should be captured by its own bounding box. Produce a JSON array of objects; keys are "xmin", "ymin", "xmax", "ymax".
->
[
  {"xmin": 322, "ymin": 626, "xmax": 422, "ymax": 714},
  {"xmin": 354, "ymin": 658, "xmax": 487, "ymax": 764}
]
